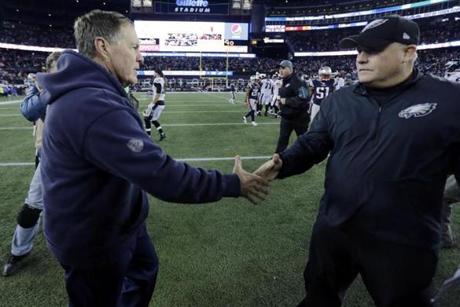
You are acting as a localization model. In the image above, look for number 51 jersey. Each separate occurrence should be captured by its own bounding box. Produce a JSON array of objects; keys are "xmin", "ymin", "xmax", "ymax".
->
[{"xmin": 312, "ymin": 79, "xmax": 335, "ymax": 106}]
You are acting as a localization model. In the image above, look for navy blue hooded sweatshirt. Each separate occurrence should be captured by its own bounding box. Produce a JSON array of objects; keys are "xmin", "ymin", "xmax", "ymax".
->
[
  {"xmin": 37, "ymin": 51, "xmax": 240, "ymax": 267},
  {"xmin": 278, "ymin": 71, "xmax": 460, "ymax": 249}
]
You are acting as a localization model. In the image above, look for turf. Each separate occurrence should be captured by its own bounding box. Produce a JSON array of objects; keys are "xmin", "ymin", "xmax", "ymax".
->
[{"xmin": 0, "ymin": 92, "xmax": 459, "ymax": 306}]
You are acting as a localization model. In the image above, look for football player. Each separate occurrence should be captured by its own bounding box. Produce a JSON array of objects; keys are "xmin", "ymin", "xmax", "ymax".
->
[
  {"xmin": 440, "ymin": 60, "xmax": 460, "ymax": 248},
  {"xmin": 310, "ymin": 66, "xmax": 335, "ymax": 121},
  {"xmin": 242, "ymin": 76, "xmax": 259, "ymax": 126},
  {"xmin": 143, "ymin": 69, "xmax": 166, "ymax": 141},
  {"xmin": 259, "ymin": 74, "xmax": 273, "ymax": 116},
  {"xmin": 3, "ymin": 51, "xmax": 61, "ymax": 277},
  {"xmin": 229, "ymin": 83, "xmax": 236, "ymax": 104}
]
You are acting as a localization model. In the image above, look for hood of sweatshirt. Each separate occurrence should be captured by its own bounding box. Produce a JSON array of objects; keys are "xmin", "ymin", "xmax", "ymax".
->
[{"xmin": 36, "ymin": 50, "xmax": 127, "ymax": 105}]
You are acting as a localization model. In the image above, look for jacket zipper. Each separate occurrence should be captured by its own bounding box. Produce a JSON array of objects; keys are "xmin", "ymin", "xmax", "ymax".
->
[{"xmin": 370, "ymin": 102, "xmax": 383, "ymax": 141}]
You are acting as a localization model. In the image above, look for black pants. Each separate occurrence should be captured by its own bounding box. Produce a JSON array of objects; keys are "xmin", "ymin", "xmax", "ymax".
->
[
  {"xmin": 62, "ymin": 224, "xmax": 159, "ymax": 307},
  {"xmin": 275, "ymin": 116, "xmax": 309, "ymax": 153},
  {"xmin": 298, "ymin": 218, "xmax": 437, "ymax": 307}
]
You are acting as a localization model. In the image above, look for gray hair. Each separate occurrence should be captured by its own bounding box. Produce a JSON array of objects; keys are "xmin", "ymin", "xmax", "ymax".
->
[
  {"xmin": 45, "ymin": 51, "xmax": 62, "ymax": 72},
  {"xmin": 74, "ymin": 9, "xmax": 132, "ymax": 58}
]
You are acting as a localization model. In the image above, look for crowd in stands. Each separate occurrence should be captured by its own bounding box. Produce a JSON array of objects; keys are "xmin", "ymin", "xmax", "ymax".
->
[
  {"xmin": 0, "ymin": 16, "xmax": 459, "ymax": 92},
  {"xmin": 1, "ymin": 47, "xmax": 458, "ymax": 94},
  {"xmin": 288, "ymin": 15, "xmax": 460, "ymax": 52},
  {"xmin": 267, "ymin": 0, "xmax": 432, "ymax": 17},
  {"xmin": 0, "ymin": 49, "xmax": 47, "ymax": 85},
  {"xmin": 0, "ymin": 21, "xmax": 75, "ymax": 48}
]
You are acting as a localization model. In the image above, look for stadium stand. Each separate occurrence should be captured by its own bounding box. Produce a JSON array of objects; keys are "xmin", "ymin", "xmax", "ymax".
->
[{"xmin": 0, "ymin": 0, "xmax": 459, "ymax": 89}]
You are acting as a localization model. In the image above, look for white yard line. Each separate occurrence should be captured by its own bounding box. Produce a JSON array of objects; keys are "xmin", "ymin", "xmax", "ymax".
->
[
  {"xmin": 0, "ymin": 155, "xmax": 271, "ymax": 167},
  {"xmin": 0, "ymin": 127, "xmax": 33, "ymax": 130},
  {"xmin": 162, "ymin": 122, "xmax": 277, "ymax": 126},
  {"xmin": 0, "ymin": 105, "xmax": 241, "ymax": 114},
  {"xmin": 179, "ymin": 155, "xmax": 271, "ymax": 162},
  {"xmin": 165, "ymin": 111, "xmax": 244, "ymax": 113},
  {"xmin": 0, "ymin": 162, "xmax": 35, "ymax": 166},
  {"xmin": 137, "ymin": 92, "xmax": 205, "ymax": 95},
  {"xmin": 163, "ymin": 104, "xmax": 238, "ymax": 107},
  {"xmin": 0, "ymin": 100, "xmax": 22, "ymax": 105},
  {"xmin": 0, "ymin": 122, "xmax": 278, "ymax": 130},
  {"xmin": 200, "ymin": 91, "xmax": 232, "ymax": 102}
]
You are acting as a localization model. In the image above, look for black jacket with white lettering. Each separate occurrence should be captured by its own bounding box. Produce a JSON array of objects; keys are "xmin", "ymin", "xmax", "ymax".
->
[{"xmin": 278, "ymin": 70, "xmax": 460, "ymax": 249}]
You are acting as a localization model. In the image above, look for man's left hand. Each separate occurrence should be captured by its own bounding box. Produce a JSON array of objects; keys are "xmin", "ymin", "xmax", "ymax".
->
[{"xmin": 233, "ymin": 155, "xmax": 269, "ymax": 205}]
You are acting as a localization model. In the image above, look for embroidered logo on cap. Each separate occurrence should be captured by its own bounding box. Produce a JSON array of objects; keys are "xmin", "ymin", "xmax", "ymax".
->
[{"xmin": 361, "ymin": 19, "xmax": 388, "ymax": 33}]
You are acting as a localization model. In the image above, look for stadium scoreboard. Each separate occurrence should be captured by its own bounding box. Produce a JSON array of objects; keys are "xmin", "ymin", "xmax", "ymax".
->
[{"xmin": 134, "ymin": 20, "xmax": 249, "ymax": 53}]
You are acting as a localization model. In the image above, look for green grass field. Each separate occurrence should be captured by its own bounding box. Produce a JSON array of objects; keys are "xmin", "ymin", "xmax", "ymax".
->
[{"xmin": 0, "ymin": 92, "xmax": 459, "ymax": 306}]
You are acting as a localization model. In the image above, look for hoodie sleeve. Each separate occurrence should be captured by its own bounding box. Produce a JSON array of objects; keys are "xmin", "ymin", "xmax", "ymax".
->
[
  {"xmin": 278, "ymin": 103, "xmax": 332, "ymax": 178},
  {"xmin": 82, "ymin": 109, "xmax": 241, "ymax": 203},
  {"xmin": 20, "ymin": 86, "xmax": 47, "ymax": 122}
]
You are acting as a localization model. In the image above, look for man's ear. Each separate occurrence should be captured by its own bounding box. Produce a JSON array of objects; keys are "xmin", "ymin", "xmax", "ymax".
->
[
  {"xmin": 94, "ymin": 36, "xmax": 110, "ymax": 60},
  {"xmin": 403, "ymin": 45, "xmax": 417, "ymax": 64}
]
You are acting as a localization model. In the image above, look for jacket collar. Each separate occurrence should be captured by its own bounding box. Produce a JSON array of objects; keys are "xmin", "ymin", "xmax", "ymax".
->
[{"xmin": 353, "ymin": 68, "xmax": 422, "ymax": 96}]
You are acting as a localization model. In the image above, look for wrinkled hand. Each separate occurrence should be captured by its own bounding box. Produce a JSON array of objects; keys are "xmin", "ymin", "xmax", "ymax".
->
[
  {"xmin": 254, "ymin": 154, "xmax": 283, "ymax": 181},
  {"xmin": 233, "ymin": 155, "xmax": 269, "ymax": 205}
]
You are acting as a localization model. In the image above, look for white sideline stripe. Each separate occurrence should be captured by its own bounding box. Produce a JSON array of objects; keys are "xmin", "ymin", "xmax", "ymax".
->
[
  {"xmin": 0, "ymin": 122, "xmax": 278, "ymax": 130},
  {"xmin": 0, "ymin": 100, "xmax": 21, "ymax": 105},
  {"xmin": 0, "ymin": 114, "xmax": 21, "ymax": 117},
  {"xmin": 0, "ymin": 155, "xmax": 271, "ymax": 167}
]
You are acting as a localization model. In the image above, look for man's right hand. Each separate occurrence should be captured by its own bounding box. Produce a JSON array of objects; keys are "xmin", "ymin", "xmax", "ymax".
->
[
  {"xmin": 254, "ymin": 154, "xmax": 283, "ymax": 181},
  {"xmin": 233, "ymin": 156, "xmax": 269, "ymax": 205}
]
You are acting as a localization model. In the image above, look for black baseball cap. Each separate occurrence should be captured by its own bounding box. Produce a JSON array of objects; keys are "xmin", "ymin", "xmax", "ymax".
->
[{"xmin": 340, "ymin": 15, "xmax": 420, "ymax": 52}]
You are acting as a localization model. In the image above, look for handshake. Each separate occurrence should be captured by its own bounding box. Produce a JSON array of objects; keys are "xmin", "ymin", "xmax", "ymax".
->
[{"xmin": 233, "ymin": 154, "xmax": 283, "ymax": 204}]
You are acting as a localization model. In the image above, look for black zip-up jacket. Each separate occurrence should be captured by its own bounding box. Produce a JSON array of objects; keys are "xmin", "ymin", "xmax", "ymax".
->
[
  {"xmin": 278, "ymin": 70, "xmax": 460, "ymax": 249},
  {"xmin": 278, "ymin": 73, "xmax": 310, "ymax": 120}
]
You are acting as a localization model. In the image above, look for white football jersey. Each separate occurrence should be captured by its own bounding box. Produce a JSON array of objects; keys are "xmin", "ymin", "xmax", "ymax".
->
[
  {"xmin": 152, "ymin": 77, "xmax": 165, "ymax": 101},
  {"xmin": 260, "ymin": 79, "xmax": 272, "ymax": 95}
]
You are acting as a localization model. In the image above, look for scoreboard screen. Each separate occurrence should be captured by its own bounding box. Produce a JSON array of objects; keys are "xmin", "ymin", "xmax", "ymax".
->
[{"xmin": 134, "ymin": 20, "xmax": 249, "ymax": 53}]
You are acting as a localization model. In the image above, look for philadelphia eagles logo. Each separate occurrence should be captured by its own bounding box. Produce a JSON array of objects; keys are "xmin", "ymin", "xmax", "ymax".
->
[
  {"xmin": 398, "ymin": 103, "xmax": 437, "ymax": 119},
  {"xmin": 127, "ymin": 138, "xmax": 144, "ymax": 153},
  {"xmin": 362, "ymin": 19, "xmax": 388, "ymax": 33}
]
